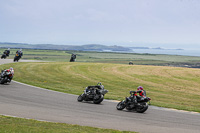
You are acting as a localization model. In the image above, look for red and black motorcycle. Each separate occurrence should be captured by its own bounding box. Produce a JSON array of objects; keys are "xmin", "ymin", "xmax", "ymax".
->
[
  {"xmin": 0, "ymin": 69, "xmax": 14, "ymax": 84},
  {"xmin": 116, "ymin": 91, "xmax": 151, "ymax": 113}
]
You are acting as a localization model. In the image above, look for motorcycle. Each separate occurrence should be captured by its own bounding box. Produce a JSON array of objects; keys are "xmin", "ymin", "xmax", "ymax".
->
[
  {"xmin": 0, "ymin": 69, "xmax": 14, "ymax": 84},
  {"xmin": 14, "ymin": 53, "xmax": 21, "ymax": 62},
  {"xmin": 1, "ymin": 53, "xmax": 7, "ymax": 59},
  {"xmin": 1, "ymin": 50, "xmax": 10, "ymax": 59},
  {"xmin": 70, "ymin": 54, "xmax": 76, "ymax": 62},
  {"xmin": 116, "ymin": 91, "xmax": 151, "ymax": 113},
  {"xmin": 77, "ymin": 85, "xmax": 108, "ymax": 104}
]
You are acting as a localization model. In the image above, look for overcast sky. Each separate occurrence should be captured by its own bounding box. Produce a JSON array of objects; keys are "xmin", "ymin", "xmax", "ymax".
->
[{"xmin": 0, "ymin": 0, "xmax": 200, "ymax": 48}]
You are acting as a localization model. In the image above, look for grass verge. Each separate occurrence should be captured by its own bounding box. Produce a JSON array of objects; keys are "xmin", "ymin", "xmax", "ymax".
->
[{"xmin": 0, "ymin": 115, "xmax": 136, "ymax": 133}]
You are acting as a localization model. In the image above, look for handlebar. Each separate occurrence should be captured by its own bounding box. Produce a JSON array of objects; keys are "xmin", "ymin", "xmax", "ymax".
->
[{"xmin": 129, "ymin": 91, "xmax": 136, "ymax": 94}]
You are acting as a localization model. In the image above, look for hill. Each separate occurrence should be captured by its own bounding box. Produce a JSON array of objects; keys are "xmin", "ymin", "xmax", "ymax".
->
[{"xmin": 0, "ymin": 42, "xmax": 131, "ymax": 52}]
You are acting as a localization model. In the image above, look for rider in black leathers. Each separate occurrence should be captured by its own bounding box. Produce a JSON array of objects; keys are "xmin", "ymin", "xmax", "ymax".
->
[
  {"xmin": 85, "ymin": 82, "xmax": 104, "ymax": 93},
  {"xmin": 4, "ymin": 48, "xmax": 10, "ymax": 56},
  {"xmin": 16, "ymin": 49, "xmax": 23, "ymax": 57}
]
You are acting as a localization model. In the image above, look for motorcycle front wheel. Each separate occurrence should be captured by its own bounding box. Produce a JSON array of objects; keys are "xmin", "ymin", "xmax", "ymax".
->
[
  {"xmin": 77, "ymin": 94, "xmax": 84, "ymax": 102},
  {"xmin": 14, "ymin": 57, "xmax": 17, "ymax": 62},
  {"xmin": 116, "ymin": 101, "xmax": 126, "ymax": 110},
  {"xmin": 0, "ymin": 77, "xmax": 6, "ymax": 84},
  {"xmin": 93, "ymin": 94, "xmax": 104, "ymax": 104}
]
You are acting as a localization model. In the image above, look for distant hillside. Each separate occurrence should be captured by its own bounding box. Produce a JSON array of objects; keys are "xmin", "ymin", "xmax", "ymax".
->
[{"xmin": 0, "ymin": 42, "xmax": 131, "ymax": 52}]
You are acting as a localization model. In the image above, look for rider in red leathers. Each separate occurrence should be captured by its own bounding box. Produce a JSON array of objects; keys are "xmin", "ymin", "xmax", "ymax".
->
[{"xmin": 130, "ymin": 86, "xmax": 146, "ymax": 103}]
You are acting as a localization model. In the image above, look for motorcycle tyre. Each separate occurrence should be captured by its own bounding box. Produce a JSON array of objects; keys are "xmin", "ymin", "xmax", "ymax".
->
[
  {"xmin": 14, "ymin": 57, "xmax": 17, "ymax": 62},
  {"xmin": 1, "ymin": 55, "xmax": 6, "ymax": 59},
  {"xmin": 0, "ymin": 79, "xmax": 4, "ymax": 84},
  {"xmin": 93, "ymin": 94, "xmax": 104, "ymax": 104},
  {"xmin": 14, "ymin": 56, "xmax": 20, "ymax": 62},
  {"xmin": 116, "ymin": 101, "xmax": 126, "ymax": 110},
  {"xmin": 136, "ymin": 103, "xmax": 148, "ymax": 113},
  {"xmin": 77, "ymin": 94, "xmax": 84, "ymax": 102},
  {"xmin": 0, "ymin": 77, "xmax": 7, "ymax": 84}
]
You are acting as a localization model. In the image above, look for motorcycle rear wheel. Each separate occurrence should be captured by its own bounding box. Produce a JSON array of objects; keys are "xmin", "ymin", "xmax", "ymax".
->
[{"xmin": 136, "ymin": 103, "xmax": 148, "ymax": 113}]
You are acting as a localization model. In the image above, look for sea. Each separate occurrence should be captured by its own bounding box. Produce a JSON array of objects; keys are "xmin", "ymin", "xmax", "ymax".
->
[{"xmin": 129, "ymin": 48, "xmax": 200, "ymax": 57}]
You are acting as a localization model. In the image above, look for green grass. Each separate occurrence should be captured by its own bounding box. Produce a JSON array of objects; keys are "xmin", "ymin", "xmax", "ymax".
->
[
  {"xmin": 0, "ymin": 115, "xmax": 136, "ymax": 133},
  {"xmin": 1, "ymin": 62, "xmax": 200, "ymax": 112},
  {"xmin": 1, "ymin": 48, "xmax": 200, "ymax": 132},
  {"xmin": 1, "ymin": 48, "xmax": 200, "ymax": 65}
]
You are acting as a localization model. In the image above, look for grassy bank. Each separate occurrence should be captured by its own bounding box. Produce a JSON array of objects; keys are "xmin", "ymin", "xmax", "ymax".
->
[
  {"xmin": 0, "ymin": 115, "xmax": 135, "ymax": 133},
  {"xmin": 1, "ymin": 62, "xmax": 200, "ymax": 112}
]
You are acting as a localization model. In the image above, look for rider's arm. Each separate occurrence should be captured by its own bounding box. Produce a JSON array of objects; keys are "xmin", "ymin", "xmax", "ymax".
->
[{"xmin": 136, "ymin": 90, "xmax": 143, "ymax": 93}]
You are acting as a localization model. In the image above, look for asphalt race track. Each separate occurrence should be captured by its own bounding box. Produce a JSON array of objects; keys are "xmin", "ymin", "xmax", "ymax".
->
[{"xmin": 0, "ymin": 59, "xmax": 200, "ymax": 133}]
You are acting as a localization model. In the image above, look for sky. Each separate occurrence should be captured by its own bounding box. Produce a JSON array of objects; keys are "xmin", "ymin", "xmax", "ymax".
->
[{"xmin": 0, "ymin": 0, "xmax": 200, "ymax": 49}]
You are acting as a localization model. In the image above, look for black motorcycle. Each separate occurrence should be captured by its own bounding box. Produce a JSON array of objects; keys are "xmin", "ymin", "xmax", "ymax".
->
[
  {"xmin": 77, "ymin": 85, "xmax": 108, "ymax": 104},
  {"xmin": 1, "ymin": 53, "xmax": 7, "ymax": 59},
  {"xmin": 70, "ymin": 53, "xmax": 76, "ymax": 62},
  {"xmin": 1, "ymin": 50, "xmax": 10, "ymax": 59},
  {"xmin": 14, "ymin": 53, "xmax": 21, "ymax": 62},
  {"xmin": 116, "ymin": 91, "xmax": 151, "ymax": 113},
  {"xmin": 0, "ymin": 70, "xmax": 14, "ymax": 84}
]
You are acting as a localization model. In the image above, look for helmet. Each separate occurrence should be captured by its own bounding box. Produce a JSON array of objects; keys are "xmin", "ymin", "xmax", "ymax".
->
[
  {"xmin": 10, "ymin": 67, "xmax": 13, "ymax": 71},
  {"xmin": 97, "ymin": 82, "xmax": 102, "ymax": 85},
  {"xmin": 137, "ymin": 86, "xmax": 143, "ymax": 90}
]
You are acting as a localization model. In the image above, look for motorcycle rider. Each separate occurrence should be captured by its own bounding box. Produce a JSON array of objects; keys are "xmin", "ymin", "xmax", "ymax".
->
[
  {"xmin": 85, "ymin": 82, "xmax": 104, "ymax": 94},
  {"xmin": 16, "ymin": 49, "xmax": 23, "ymax": 57},
  {"xmin": 2, "ymin": 48, "xmax": 10, "ymax": 56},
  {"xmin": 5, "ymin": 48, "xmax": 10, "ymax": 56},
  {"xmin": 1, "ymin": 67, "xmax": 14, "ymax": 82},
  {"xmin": 130, "ymin": 86, "xmax": 146, "ymax": 103},
  {"xmin": 70, "ymin": 53, "xmax": 76, "ymax": 62},
  {"xmin": 97, "ymin": 82, "xmax": 104, "ymax": 90},
  {"xmin": 136, "ymin": 86, "xmax": 146, "ymax": 97}
]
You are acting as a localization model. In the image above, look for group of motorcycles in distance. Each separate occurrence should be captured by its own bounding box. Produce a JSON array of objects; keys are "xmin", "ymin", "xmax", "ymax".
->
[
  {"xmin": 77, "ymin": 82, "xmax": 151, "ymax": 113},
  {"xmin": 0, "ymin": 48, "xmax": 23, "ymax": 84},
  {"xmin": 0, "ymin": 48, "xmax": 151, "ymax": 113},
  {"xmin": 1, "ymin": 48, "xmax": 74, "ymax": 62},
  {"xmin": 1, "ymin": 48, "xmax": 23, "ymax": 62}
]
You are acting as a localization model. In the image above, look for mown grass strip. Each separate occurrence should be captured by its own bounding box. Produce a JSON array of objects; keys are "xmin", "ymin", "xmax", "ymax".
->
[
  {"xmin": 0, "ymin": 115, "xmax": 136, "ymax": 133},
  {"xmin": 1, "ymin": 62, "xmax": 200, "ymax": 112}
]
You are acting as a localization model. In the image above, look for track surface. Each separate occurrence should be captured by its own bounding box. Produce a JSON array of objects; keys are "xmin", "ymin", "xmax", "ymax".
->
[{"xmin": 0, "ymin": 59, "xmax": 200, "ymax": 133}]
